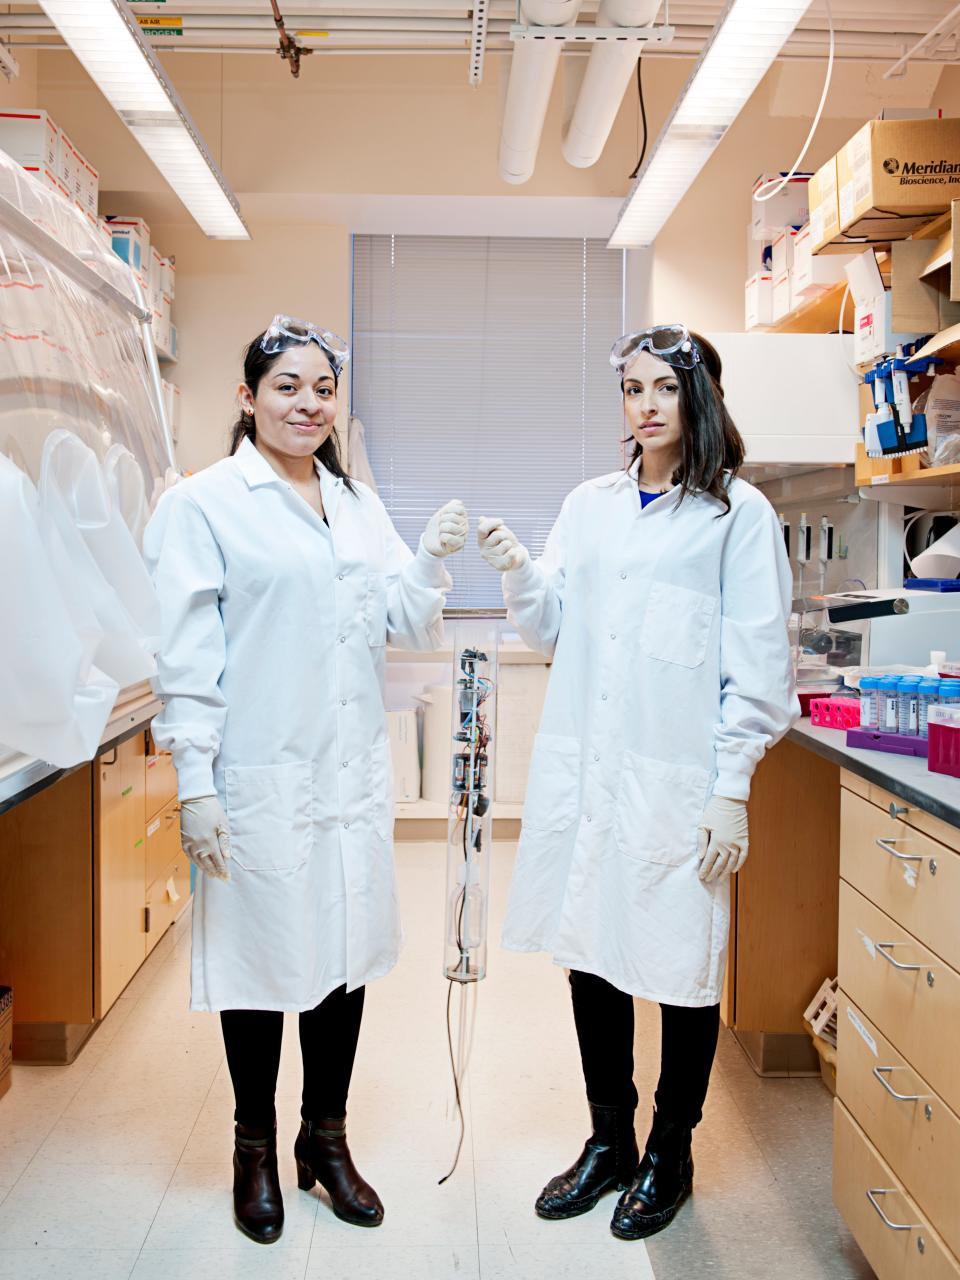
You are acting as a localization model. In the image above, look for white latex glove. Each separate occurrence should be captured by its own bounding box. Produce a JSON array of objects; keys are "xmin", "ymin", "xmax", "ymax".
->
[
  {"xmin": 697, "ymin": 796, "xmax": 749, "ymax": 884},
  {"xmin": 477, "ymin": 517, "xmax": 529, "ymax": 573},
  {"xmin": 179, "ymin": 795, "xmax": 232, "ymax": 882},
  {"xmin": 422, "ymin": 499, "xmax": 468, "ymax": 557}
]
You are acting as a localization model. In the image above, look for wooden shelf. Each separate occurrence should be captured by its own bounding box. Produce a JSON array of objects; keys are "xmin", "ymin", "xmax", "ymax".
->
[
  {"xmin": 855, "ymin": 443, "xmax": 960, "ymax": 493},
  {"xmin": 770, "ymin": 280, "xmax": 854, "ymax": 335}
]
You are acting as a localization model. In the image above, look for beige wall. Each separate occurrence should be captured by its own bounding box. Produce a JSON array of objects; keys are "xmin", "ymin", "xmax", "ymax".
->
[
  {"xmin": 147, "ymin": 219, "xmax": 350, "ymax": 474},
  {"xmin": 0, "ymin": 50, "xmax": 37, "ymax": 109}
]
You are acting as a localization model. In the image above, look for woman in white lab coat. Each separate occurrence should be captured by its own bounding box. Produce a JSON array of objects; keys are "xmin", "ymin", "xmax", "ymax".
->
[
  {"xmin": 478, "ymin": 326, "xmax": 798, "ymax": 1241},
  {"xmin": 144, "ymin": 316, "xmax": 467, "ymax": 1245}
]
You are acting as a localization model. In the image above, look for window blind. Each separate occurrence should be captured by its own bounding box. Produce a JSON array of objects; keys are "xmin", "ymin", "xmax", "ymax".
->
[{"xmin": 351, "ymin": 235, "xmax": 625, "ymax": 609}]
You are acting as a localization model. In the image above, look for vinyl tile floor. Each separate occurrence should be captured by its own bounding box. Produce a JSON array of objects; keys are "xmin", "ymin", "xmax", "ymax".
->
[{"xmin": 0, "ymin": 842, "xmax": 874, "ymax": 1280}]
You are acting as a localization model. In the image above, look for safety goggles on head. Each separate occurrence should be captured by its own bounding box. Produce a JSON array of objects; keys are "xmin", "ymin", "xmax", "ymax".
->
[
  {"xmin": 260, "ymin": 315, "xmax": 351, "ymax": 375},
  {"xmin": 609, "ymin": 324, "xmax": 701, "ymax": 373}
]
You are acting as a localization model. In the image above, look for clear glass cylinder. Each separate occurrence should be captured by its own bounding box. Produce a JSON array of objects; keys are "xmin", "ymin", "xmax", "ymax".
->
[{"xmin": 443, "ymin": 620, "xmax": 499, "ymax": 984}]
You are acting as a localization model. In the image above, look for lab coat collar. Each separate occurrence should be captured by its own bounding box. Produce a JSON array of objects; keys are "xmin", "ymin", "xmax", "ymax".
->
[{"xmin": 233, "ymin": 436, "xmax": 343, "ymax": 525}]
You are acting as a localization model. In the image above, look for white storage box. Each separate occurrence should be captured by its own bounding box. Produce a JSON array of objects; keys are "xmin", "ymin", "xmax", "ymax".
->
[
  {"xmin": 746, "ymin": 224, "xmax": 772, "ymax": 274},
  {"xmin": 78, "ymin": 154, "xmax": 98, "ymax": 216},
  {"xmin": 0, "ymin": 109, "xmax": 59, "ymax": 171},
  {"xmin": 846, "ymin": 251, "xmax": 918, "ymax": 364},
  {"xmin": 751, "ymin": 173, "xmax": 810, "ymax": 241},
  {"xmin": 772, "ymin": 270, "xmax": 794, "ymax": 324},
  {"xmin": 106, "ymin": 216, "xmax": 150, "ymax": 274},
  {"xmin": 792, "ymin": 226, "xmax": 858, "ymax": 300},
  {"xmin": 148, "ymin": 247, "xmax": 164, "ymax": 314},
  {"xmin": 388, "ymin": 709, "xmax": 420, "ymax": 803},
  {"xmin": 57, "ymin": 131, "xmax": 79, "ymax": 195},
  {"xmin": 772, "ymin": 227, "xmax": 800, "ymax": 277},
  {"xmin": 745, "ymin": 273, "xmax": 773, "ymax": 331},
  {"xmin": 161, "ymin": 257, "xmax": 176, "ymax": 301}
]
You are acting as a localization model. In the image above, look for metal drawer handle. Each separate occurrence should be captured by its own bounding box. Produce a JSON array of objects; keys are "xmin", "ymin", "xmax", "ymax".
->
[
  {"xmin": 873, "ymin": 1066, "xmax": 925, "ymax": 1102},
  {"xmin": 875, "ymin": 837, "xmax": 924, "ymax": 864},
  {"xmin": 876, "ymin": 942, "xmax": 924, "ymax": 972},
  {"xmin": 866, "ymin": 1188, "xmax": 921, "ymax": 1231}
]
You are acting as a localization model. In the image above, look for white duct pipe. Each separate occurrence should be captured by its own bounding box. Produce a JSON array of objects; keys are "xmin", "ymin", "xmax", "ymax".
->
[
  {"xmin": 562, "ymin": 0, "xmax": 659, "ymax": 168},
  {"xmin": 498, "ymin": 0, "xmax": 582, "ymax": 185}
]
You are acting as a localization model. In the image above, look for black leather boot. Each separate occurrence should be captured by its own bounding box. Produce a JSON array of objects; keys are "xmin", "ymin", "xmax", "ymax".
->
[
  {"xmin": 233, "ymin": 1123, "xmax": 284, "ymax": 1244},
  {"xmin": 535, "ymin": 1103, "xmax": 639, "ymax": 1220},
  {"xmin": 610, "ymin": 1109, "xmax": 693, "ymax": 1241},
  {"xmin": 294, "ymin": 1117, "xmax": 384, "ymax": 1227}
]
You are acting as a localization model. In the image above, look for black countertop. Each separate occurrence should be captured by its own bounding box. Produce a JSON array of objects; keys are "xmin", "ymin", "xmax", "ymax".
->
[{"xmin": 788, "ymin": 721, "xmax": 960, "ymax": 830}]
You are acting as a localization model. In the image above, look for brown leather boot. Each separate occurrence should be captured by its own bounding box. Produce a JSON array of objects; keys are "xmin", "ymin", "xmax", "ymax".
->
[
  {"xmin": 294, "ymin": 1117, "xmax": 384, "ymax": 1227},
  {"xmin": 233, "ymin": 1123, "xmax": 284, "ymax": 1244}
]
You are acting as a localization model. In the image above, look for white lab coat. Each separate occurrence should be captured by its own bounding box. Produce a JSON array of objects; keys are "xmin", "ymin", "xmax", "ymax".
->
[
  {"xmin": 143, "ymin": 438, "xmax": 452, "ymax": 1012},
  {"xmin": 501, "ymin": 468, "xmax": 799, "ymax": 1006}
]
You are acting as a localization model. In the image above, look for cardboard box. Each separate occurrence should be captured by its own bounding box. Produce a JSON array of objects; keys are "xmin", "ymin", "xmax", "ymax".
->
[
  {"xmin": 57, "ymin": 130, "xmax": 79, "ymax": 194},
  {"xmin": 21, "ymin": 165, "xmax": 64, "ymax": 197},
  {"xmin": 772, "ymin": 227, "xmax": 800, "ymax": 277},
  {"xmin": 78, "ymin": 153, "xmax": 98, "ymax": 216},
  {"xmin": 890, "ymin": 237, "xmax": 960, "ymax": 333},
  {"xmin": 846, "ymin": 250, "xmax": 920, "ymax": 363},
  {"xmin": 148, "ymin": 246, "xmax": 164, "ymax": 313},
  {"xmin": 751, "ymin": 173, "xmax": 810, "ymax": 241},
  {"xmin": 387, "ymin": 709, "xmax": 420, "ymax": 803},
  {"xmin": 161, "ymin": 379, "xmax": 182, "ymax": 443},
  {"xmin": 808, "ymin": 156, "xmax": 847, "ymax": 254},
  {"xmin": 838, "ymin": 118, "xmax": 960, "ymax": 243},
  {"xmin": 0, "ymin": 987, "xmax": 12, "ymax": 1101},
  {"xmin": 745, "ymin": 272, "xmax": 773, "ymax": 330},
  {"xmin": 169, "ymin": 323, "xmax": 178, "ymax": 361},
  {"xmin": 772, "ymin": 270, "xmax": 794, "ymax": 323},
  {"xmin": 792, "ymin": 225, "xmax": 859, "ymax": 299},
  {"xmin": 0, "ymin": 109, "xmax": 59, "ymax": 171},
  {"xmin": 106, "ymin": 216, "xmax": 150, "ymax": 274},
  {"xmin": 160, "ymin": 256, "xmax": 176, "ymax": 301}
]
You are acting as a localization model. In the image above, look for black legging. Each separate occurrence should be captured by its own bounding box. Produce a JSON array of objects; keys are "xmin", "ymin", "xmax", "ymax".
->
[
  {"xmin": 569, "ymin": 969, "xmax": 720, "ymax": 1129},
  {"xmin": 220, "ymin": 984, "xmax": 365, "ymax": 1131}
]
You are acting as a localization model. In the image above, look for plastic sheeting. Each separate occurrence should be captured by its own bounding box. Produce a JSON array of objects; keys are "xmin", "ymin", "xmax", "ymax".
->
[{"xmin": 0, "ymin": 149, "xmax": 168, "ymax": 767}]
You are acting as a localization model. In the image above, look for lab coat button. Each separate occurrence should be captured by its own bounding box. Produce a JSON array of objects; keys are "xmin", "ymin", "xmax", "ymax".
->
[
  {"xmin": 338, "ymin": 573, "xmax": 345, "ymax": 581},
  {"xmin": 343, "ymin": 822, "xmax": 350, "ymax": 829},
  {"xmin": 586, "ymin": 815, "xmax": 592, "ymax": 823},
  {"xmin": 594, "ymin": 753, "xmax": 600, "ymax": 763},
  {"xmin": 601, "ymin": 693, "xmax": 608, "ymax": 701},
  {"xmin": 340, "ymin": 699, "xmax": 348, "ymax": 707},
  {"xmin": 341, "ymin": 761, "xmax": 349, "ymax": 768},
  {"xmin": 610, "ymin": 633, "xmax": 617, "ymax": 640},
  {"xmin": 339, "ymin": 635, "xmax": 347, "ymax": 644},
  {"xmin": 620, "ymin": 572, "xmax": 627, "ymax": 580}
]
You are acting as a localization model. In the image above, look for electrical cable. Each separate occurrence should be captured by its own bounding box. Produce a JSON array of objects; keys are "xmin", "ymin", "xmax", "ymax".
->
[
  {"xmin": 629, "ymin": 55, "xmax": 647, "ymax": 180},
  {"xmin": 753, "ymin": 0, "xmax": 835, "ymax": 204},
  {"xmin": 438, "ymin": 981, "xmax": 466, "ymax": 1184}
]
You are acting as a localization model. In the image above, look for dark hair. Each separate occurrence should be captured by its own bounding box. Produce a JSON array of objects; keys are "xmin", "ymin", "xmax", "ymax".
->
[
  {"xmin": 229, "ymin": 332, "xmax": 356, "ymax": 494},
  {"xmin": 623, "ymin": 330, "xmax": 744, "ymax": 515}
]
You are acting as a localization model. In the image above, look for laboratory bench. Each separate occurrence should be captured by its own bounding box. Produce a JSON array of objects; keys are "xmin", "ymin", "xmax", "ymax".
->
[{"xmin": 734, "ymin": 719, "xmax": 960, "ymax": 1278}]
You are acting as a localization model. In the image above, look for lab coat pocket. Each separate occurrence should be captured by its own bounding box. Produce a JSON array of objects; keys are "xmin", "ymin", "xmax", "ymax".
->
[
  {"xmin": 366, "ymin": 572, "xmax": 388, "ymax": 647},
  {"xmin": 615, "ymin": 753, "xmax": 710, "ymax": 866},
  {"xmin": 640, "ymin": 581, "xmax": 715, "ymax": 669},
  {"xmin": 521, "ymin": 733, "xmax": 581, "ymax": 833},
  {"xmin": 370, "ymin": 738, "xmax": 394, "ymax": 841},
  {"xmin": 224, "ymin": 761, "xmax": 313, "ymax": 873}
]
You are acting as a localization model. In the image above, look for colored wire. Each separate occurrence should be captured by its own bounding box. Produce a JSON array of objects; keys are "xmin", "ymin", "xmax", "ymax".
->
[
  {"xmin": 438, "ymin": 981, "xmax": 466, "ymax": 1184},
  {"xmin": 629, "ymin": 55, "xmax": 647, "ymax": 181}
]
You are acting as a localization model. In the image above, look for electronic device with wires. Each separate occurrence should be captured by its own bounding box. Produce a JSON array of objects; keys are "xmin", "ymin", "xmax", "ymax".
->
[
  {"xmin": 438, "ymin": 623, "xmax": 499, "ymax": 1186},
  {"xmin": 444, "ymin": 641, "xmax": 496, "ymax": 983}
]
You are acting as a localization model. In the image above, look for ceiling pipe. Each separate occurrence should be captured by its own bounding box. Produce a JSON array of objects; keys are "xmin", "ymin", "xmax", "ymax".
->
[
  {"xmin": 498, "ymin": 0, "xmax": 582, "ymax": 185},
  {"xmin": 562, "ymin": 0, "xmax": 660, "ymax": 168}
]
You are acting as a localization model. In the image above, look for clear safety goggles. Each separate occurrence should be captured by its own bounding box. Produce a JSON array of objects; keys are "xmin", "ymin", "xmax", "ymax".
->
[
  {"xmin": 609, "ymin": 324, "xmax": 701, "ymax": 373},
  {"xmin": 260, "ymin": 315, "xmax": 351, "ymax": 375}
]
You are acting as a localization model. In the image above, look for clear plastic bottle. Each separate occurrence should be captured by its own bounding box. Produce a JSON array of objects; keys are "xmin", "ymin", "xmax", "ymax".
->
[
  {"xmin": 918, "ymin": 679, "xmax": 941, "ymax": 740},
  {"xmin": 879, "ymin": 677, "xmax": 901, "ymax": 735},
  {"xmin": 897, "ymin": 676, "xmax": 922, "ymax": 736},
  {"xmin": 940, "ymin": 678, "xmax": 960, "ymax": 707},
  {"xmin": 859, "ymin": 677, "xmax": 879, "ymax": 729}
]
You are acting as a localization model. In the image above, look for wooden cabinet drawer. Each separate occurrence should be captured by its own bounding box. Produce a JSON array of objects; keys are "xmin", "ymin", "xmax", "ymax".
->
[
  {"xmin": 145, "ymin": 798, "xmax": 180, "ymax": 889},
  {"xmin": 96, "ymin": 735, "xmax": 147, "ymax": 1015},
  {"xmin": 841, "ymin": 790, "xmax": 960, "ymax": 972},
  {"xmin": 145, "ymin": 854, "xmax": 190, "ymax": 956},
  {"xmin": 841, "ymin": 774, "xmax": 960, "ymax": 856},
  {"xmin": 834, "ymin": 1101, "xmax": 960, "ymax": 1280},
  {"xmin": 838, "ymin": 881, "xmax": 960, "ymax": 1117},
  {"xmin": 145, "ymin": 745, "xmax": 178, "ymax": 823},
  {"xmin": 838, "ymin": 991, "xmax": 960, "ymax": 1258}
]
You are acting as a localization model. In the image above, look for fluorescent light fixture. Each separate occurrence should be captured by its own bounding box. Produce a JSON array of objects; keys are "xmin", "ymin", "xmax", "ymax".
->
[
  {"xmin": 37, "ymin": 0, "xmax": 248, "ymax": 239},
  {"xmin": 609, "ymin": 0, "xmax": 814, "ymax": 247}
]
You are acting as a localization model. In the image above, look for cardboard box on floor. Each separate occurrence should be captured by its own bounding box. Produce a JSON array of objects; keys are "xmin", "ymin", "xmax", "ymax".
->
[{"xmin": 838, "ymin": 117, "xmax": 960, "ymax": 244}]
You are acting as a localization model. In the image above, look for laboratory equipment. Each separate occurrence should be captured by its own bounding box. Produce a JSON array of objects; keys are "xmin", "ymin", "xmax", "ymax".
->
[
  {"xmin": 878, "ymin": 676, "xmax": 901, "ymax": 735},
  {"xmin": 818, "ymin": 588, "xmax": 960, "ymax": 670},
  {"xmin": 858, "ymin": 677, "xmax": 879, "ymax": 729},
  {"xmin": 444, "ymin": 624, "xmax": 499, "ymax": 983},
  {"xmin": 941, "ymin": 679, "xmax": 960, "ymax": 707},
  {"xmin": 918, "ymin": 679, "xmax": 940, "ymax": 740},
  {"xmin": 896, "ymin": 676, "xmax": 921, "ymax": 737}
]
